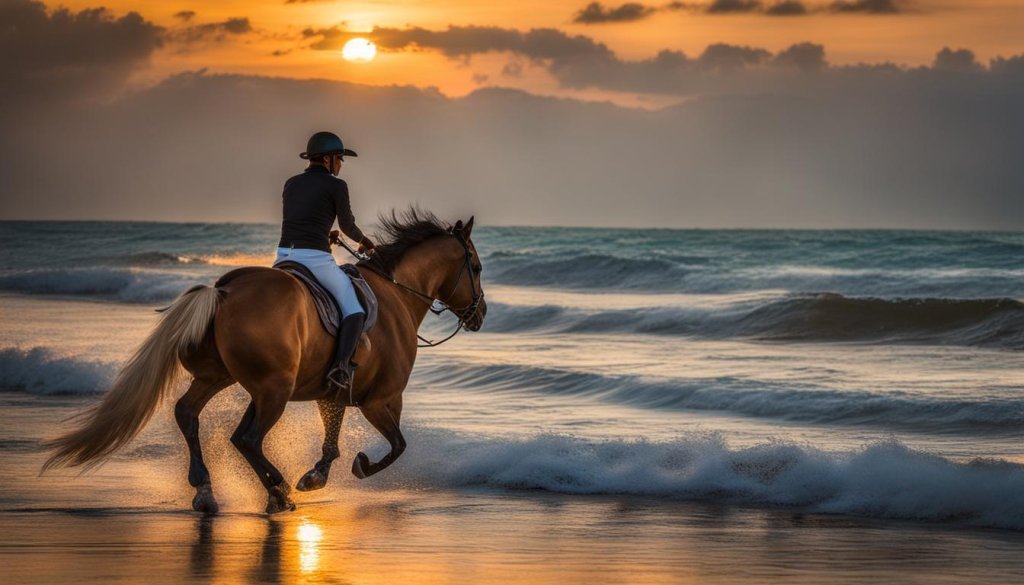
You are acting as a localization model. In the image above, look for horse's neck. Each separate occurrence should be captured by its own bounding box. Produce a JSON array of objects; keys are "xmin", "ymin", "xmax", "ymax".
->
[{"xmin": 391, "ymin": 244, "xmax": 455, "ymax": 327}]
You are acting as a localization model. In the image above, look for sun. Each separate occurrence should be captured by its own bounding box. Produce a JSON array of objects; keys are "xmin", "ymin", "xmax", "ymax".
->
[{"xmin": 342, "ymin": 38, "xmax": 377, "ymax": 62}]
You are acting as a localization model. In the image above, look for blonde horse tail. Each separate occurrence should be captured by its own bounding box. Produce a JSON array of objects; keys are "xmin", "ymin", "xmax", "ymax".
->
[{"xmin": 42, "ymin": 285, "xmax": 221, "ymax": 472}]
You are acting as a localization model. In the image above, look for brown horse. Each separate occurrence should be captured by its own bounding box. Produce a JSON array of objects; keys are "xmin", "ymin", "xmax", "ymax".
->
[{"xmin": 43, "ymin": 210, "xmax": 487, "ymax": 514}]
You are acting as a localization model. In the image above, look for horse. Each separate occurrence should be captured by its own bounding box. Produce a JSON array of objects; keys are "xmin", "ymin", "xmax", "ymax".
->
[{"xmin": 42, "ymin": 210, "xmax": 487, "ymax": 515}]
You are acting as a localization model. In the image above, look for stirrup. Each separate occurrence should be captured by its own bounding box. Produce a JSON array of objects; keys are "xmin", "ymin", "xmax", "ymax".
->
[{"xmin": 326, "ymin": 366, "xmax": 351, "ymax": 391}]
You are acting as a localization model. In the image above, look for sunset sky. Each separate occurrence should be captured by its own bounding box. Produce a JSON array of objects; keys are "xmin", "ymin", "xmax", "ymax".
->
[
  {"xmin": 1, "ymin": 0, "xmax": 1022, "ymax": 227},
  {"xmin": 40, "ymin": 0, "xmax": 1024, "ymax": 103}
]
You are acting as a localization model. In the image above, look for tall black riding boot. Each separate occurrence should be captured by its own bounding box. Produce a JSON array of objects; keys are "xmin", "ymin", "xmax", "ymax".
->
[{"xmin": 326, "ymin": 313, "xmax": 366, "ymax": 396}]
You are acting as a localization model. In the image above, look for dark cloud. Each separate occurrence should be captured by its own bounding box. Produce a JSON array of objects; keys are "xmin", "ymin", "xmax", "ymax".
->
[
  {"xmin": 773, "ymin": 42, "xmax": 826, "ymax": 71},
  {"xmin": 366, "ymin": 25, "xmax": 592, "ymax": 59},
  {"xmin": 173, "ymin": 10, "xmax": 196, "ymax": 22},
  {"xmin": 363, "ymin": 25, "xmax": 808, "ymax": 94},
  {"xmin": 706, "ymin": 0, "xmax": 762, "ymax": 13},
  {"xmin": 765, "ymin": 1, "xmax": 808, "ymax": 15},
  {"xmin": 359, "ymin": 24, "xmax": 1024, "ymax": 102},
  {"xmin": 221, "ymin": 18, "xmax": 252, "ymax": 34},
  {"xmin": 698, "ymin": 44, "xmax": 772, "ymax": 71},
  {"xmin": 573, "ymin": 2, "xmax": 657, "ymax": 23},
  {"xmin": 830, "ymin": 0, "xmax": 901, "ymax": 13},
  {"xmin": 372, "ymin": 26, "xmax": 542, "ymax": 58},
  {"xmin": 933, "ymin": 47, "xmax": 982, "ymax": 73},
  {"xmin": 0, "ymin": 0, "xmax": 162, "ymax": 107},
  {"xmin": 990, "ymin": 54, "xmax": 1024, "ymax": 75},
  {"xmin": 302, "ymin": 26, "xmax": 351, "ymax": 50},
  {"xmin": 2, "ymin": 63, "xmax": 1023, "ymax": 230},
  {"xmin": 174, "ymin": 17, "xmax": 253, "ymax": 43}
]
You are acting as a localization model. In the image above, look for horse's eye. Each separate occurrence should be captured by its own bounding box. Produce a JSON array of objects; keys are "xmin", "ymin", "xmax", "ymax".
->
[{"xmin": 473, "ymin": 264, "xmax": 482, "ymax": 274}]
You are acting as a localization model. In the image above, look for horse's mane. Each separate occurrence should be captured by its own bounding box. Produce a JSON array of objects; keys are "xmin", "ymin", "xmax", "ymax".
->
[{"xmin": 361, "ymin": 207, "xmax": 451, "ymax": 274}]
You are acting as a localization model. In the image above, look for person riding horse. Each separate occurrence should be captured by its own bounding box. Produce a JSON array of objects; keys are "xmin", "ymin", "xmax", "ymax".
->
[
  {"xmin": 42, "ymin": 134, "xmax": 489, "ymax": 515},
  {"xmin": 276, "ymin": 131, "xmax": 375, "ymax": 393}
]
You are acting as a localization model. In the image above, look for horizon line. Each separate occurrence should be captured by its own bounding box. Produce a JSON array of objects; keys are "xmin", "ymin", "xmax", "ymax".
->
[{"xmin": 1, "ymin": 218, "xmax": 1021, "ymax": 234}]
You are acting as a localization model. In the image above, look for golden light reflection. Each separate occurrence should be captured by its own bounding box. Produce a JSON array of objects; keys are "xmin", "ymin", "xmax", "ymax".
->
[
  {"xmin": 296, "ymin": 520, "xmax": 323, "ymax": 574},
  {"xmin": 197, "ymin": 252, "xmax": 276, "ymax": 267}
]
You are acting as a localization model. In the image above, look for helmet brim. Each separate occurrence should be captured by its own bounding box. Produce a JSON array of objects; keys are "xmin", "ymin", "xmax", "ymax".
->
[{"xmin": 300, "ymin": 148, "xmax": 358, "ymax": 159}]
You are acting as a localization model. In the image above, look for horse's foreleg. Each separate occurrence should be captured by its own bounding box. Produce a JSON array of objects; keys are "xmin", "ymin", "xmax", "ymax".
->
[
  {"xmin": 229, "ymin": 389, "xmax": 295, "ymax": 515},
  {"xmin": 175, "ymin": 376, "xmax": 232, "ymax": 515},
  {"xmin": 352, "ymin": 399, "xmax": 406, "ymax": 479},
  {"xmin": 296, "ymin": 399, "xmax": 346, "ymax": 492}
]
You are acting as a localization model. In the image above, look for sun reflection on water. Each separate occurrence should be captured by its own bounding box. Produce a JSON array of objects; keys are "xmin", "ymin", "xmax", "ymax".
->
[{"xmin": 296, "ymin": 520, "xmax": 323, "ymax": 574}]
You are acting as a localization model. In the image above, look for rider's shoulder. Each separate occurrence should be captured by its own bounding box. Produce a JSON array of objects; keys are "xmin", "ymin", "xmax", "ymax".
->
[
  {"xmin": 328, "ymin": 176, "xmax": 349, "ymax": 191},
  {"xmin": 284, "ymin": 171, "xmax": 310, "ymax": 186}
]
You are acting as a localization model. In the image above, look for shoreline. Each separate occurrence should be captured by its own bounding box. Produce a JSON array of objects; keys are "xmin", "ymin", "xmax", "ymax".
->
[{"xmin": 4, "ymin": 489, "xmax": 1024, "ymax": 585}]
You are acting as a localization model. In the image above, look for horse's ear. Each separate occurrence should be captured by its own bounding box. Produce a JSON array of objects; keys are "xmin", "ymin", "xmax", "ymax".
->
[
  {"xmin": 464, "ymin": 216, "xmax": 474, "ymax": 237},
  {"xmin": 452, "ymin": 219, "xmax": 464, "ymax": 234}
]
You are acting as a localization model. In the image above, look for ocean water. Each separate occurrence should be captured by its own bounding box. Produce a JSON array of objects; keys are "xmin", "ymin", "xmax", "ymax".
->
[{"xmin": 1, "ymin": 221, "xmax": 1023, "ymax": 582}]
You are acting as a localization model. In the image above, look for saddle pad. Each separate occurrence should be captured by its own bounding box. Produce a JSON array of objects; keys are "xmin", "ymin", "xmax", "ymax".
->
[{"xmin": 273, "ymin": 261, "xmax": 378, "ymax": 336}]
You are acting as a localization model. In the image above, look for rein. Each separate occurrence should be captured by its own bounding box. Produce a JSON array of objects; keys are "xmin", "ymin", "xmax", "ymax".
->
[{"xmin": 346, "ymin": 234, "xmax": 483, "ymax": 348}]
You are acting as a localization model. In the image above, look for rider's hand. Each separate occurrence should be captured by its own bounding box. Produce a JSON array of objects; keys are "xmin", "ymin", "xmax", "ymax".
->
[{"xmin": 329, "ymin": 230, "xmax": 342, "ymax": 246}]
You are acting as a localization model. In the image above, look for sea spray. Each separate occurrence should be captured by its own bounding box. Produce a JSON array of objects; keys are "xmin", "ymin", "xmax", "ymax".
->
[
  {"xmin": 0, "ymin": 268, "xmax": 203, "ymax": 303},
  {"xmin": 372, "ymin": 428, "xmax": 1024, "ymax": 530},
  {"xmin": 0, "ymin": 347, "xmax": 116, "ymax": 395}
]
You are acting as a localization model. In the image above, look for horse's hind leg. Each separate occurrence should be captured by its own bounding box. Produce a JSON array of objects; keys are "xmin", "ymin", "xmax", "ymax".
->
[
  {"xmin": 297, "ymin": 399, "xmax": 346, "ymax": 492},
  {"xmin": 229, "ymin": 383, "xmax": 295, "ymax": 514},
  {"xmin": 175, "ymin": 376, "xmax": 233, "ymax": 515},
  {"xmin": 352, "ymin": 397, "xmax": 406, "ymax": 479}
]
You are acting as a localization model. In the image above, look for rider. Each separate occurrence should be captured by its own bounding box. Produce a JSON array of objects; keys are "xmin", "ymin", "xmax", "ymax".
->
[{"xmin": 276, "ymin": 131, "xmax": 376, "ymax": 393}]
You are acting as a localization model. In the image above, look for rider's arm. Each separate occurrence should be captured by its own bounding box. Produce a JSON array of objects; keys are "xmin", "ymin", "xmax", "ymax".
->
[{"xmin": 333, "ymin": 180, "xmax": 375, "ymax": 251}]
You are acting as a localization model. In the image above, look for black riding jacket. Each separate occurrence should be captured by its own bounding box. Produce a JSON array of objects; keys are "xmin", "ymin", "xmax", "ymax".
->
[{"xmin": 278, "ymin": 165, "xmax": 373, "ymax": 253}]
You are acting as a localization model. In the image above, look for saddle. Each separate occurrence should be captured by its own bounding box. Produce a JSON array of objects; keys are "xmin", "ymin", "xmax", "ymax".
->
[{"xmin": 273, "ymin": 261, "xmax": 378, "ymax": 336}]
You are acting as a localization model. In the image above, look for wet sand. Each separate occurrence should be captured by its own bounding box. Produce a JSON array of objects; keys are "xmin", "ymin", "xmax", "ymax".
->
[
  {"xmin": 3, "ymin": 396, "xmax": 1024, "ymax": 585},
  {"xmin": 5, "ymin": 491, "xmax": 1024, "ymax": 584}
]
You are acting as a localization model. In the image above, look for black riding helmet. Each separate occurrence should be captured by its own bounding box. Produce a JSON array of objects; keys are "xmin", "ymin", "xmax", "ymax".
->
[{"xmin": 300, "ymin": 131, "xmax": 358, "ymax": 159}]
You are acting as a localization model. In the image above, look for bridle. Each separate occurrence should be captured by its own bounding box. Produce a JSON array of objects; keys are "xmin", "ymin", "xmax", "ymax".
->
[{"xmin": 354, "ymin": 231, "xmax": 484, "ymax": 347}]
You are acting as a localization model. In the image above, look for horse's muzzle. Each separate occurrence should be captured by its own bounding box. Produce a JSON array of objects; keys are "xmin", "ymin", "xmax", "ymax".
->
[{"xmin": 464, "ymin": 299, "xmax": 487, "ymax": 331}]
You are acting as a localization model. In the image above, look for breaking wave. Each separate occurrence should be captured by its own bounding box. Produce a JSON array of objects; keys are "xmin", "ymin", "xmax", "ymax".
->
[
  {"xmin": 483, "ymin": 294, "xmax": 1024, "ymax": 349},
  {"xmin": 384, "ymin": 429, "xmax": 1024, "ymax": 530},
  {"xmin": 0, "ymin": 268, "xmax": 205, "ymax": 303},
  {"xmin": 0, "ymin": 347, "xmax": 115, "ymax": 395},
  {"xmin": 414, "ymin": 362, "xmax": 1024, "ymax": 432},
  {"xmin": 483, "ymin": 251, "xmax": 1024, "ymax": 298}
]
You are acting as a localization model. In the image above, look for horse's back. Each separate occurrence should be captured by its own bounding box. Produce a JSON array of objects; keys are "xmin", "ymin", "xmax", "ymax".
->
[
  {"xmin": 213, "ymin": 266, "xmax": 323, "ymax": 387},
  {"xmin": 215, "ymin": 267, "xmax": 309, "ymax": 317}
]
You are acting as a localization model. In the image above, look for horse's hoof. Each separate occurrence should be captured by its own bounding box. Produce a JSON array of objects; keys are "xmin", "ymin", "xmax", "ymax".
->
[
  {"xmin": 265, "ymin": 484, "xmax": 296, "ymax": 515},
  {"xmin": 296, "ymin": 469, "xmax": 327, "ymax": 492},
  {"xmin": 191, "ymin": 484, "xmax": 219, "ymax": 516},
  {"xmin": 352, "ymin": 452, "xmax": 371, "ymax": 479}
]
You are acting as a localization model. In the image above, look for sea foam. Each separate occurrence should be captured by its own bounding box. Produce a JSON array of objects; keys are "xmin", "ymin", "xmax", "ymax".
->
[
  {"xmin": 380, "ymin": 428, "xmax": 1024, "ymax": 530},
  {"xmin": 0, "ymin": 347, "xmax": 115, "ymax": 395},
  {"xmin": 0, "ymin": 268, "xmax": 203, "ymax": 303}
]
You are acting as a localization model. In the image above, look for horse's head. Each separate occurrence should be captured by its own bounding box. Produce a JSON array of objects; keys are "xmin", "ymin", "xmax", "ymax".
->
[
  {"xmin": 440, "ymin": 216, "xmax": 487, "ymax": 331},
  {"xmin": 367, "ymin": 209, "xmax": 488, "ymax": 333}
]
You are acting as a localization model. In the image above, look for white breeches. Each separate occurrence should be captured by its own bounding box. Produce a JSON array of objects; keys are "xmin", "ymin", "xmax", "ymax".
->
[{"xmin": 274, "ymin": 247, "xmax": 364, "ymax": 318}]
